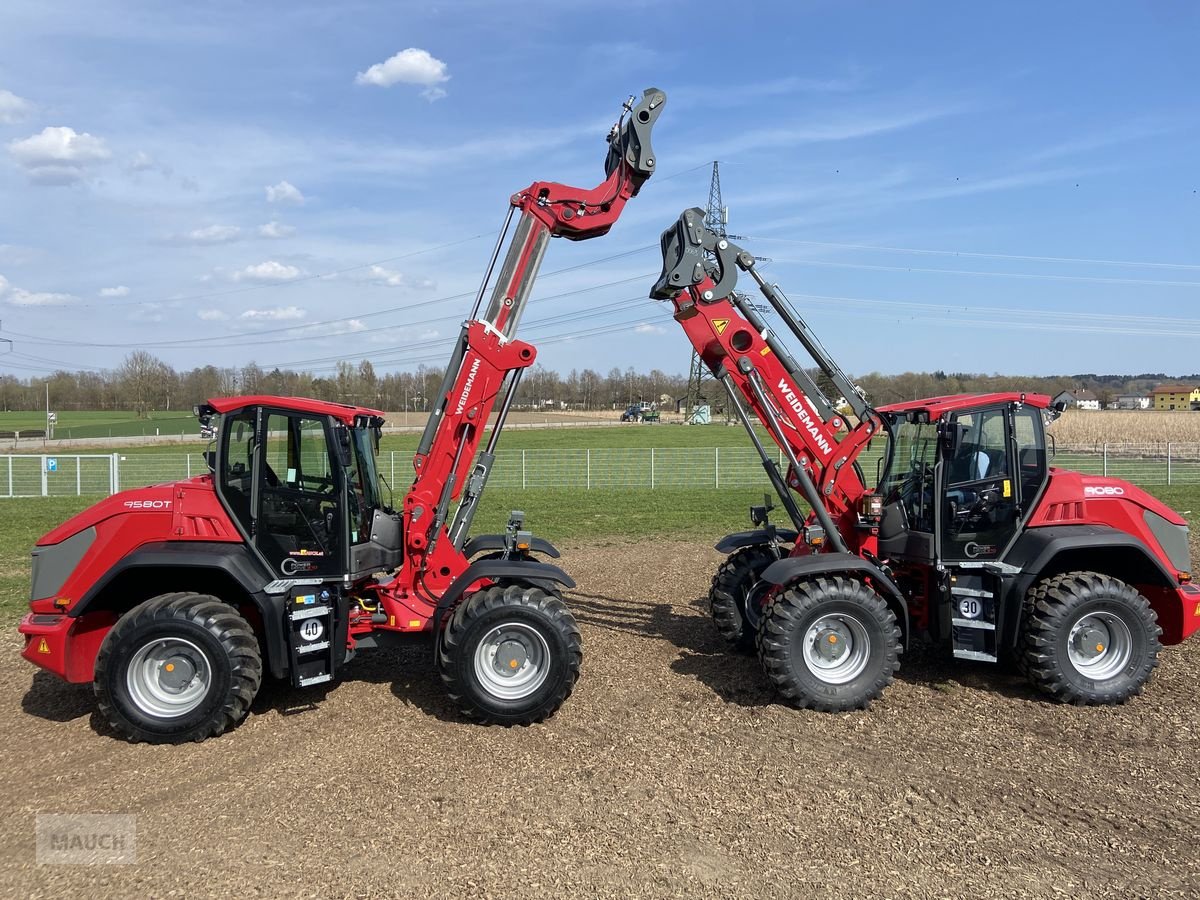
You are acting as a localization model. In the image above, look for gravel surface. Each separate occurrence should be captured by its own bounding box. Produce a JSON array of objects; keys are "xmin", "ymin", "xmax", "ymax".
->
[{"xmin": 2, "ymin": 539, "xmax": 1199, "ymax": 898}]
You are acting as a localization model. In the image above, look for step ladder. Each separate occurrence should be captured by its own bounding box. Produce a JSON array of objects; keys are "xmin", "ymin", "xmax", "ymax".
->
[
  {"xmin": 286, "ymin": 591, "xmax": 337, "ymax": 688},
  {"xmin": 948, "ymin": 569, "xmax": 999, "ymax": 662}
]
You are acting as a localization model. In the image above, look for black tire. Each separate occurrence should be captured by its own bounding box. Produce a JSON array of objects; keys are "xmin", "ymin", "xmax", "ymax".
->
[
  {"xmin": 757, "ymin": 576, "xmax": 901, "ymax": 712},
  {"xmin": 709, "ymin": 546, "xmax": 777, "ymax": 652},
  {"xmin": 94, "ymin": 592, "xmax": 263, "ymax": 744},
  {"xmin": 439, "ymin": 583, "xmax": 582, "ymax": 725},
  {"xmin": 1019, "ymin": 571, "xmax": 1161, "ymax": 705}
]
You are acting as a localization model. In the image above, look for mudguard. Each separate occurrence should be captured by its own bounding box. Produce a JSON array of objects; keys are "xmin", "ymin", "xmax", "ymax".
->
[
  {"xmin": 714, "ymin": 528, "xmax": 798, "ymax": 555},
  {"xmin": 760, "ymin": 552, "xmax": 910, "ymax": 647},
  {"xmin": 68, "ymin": 541, "xmax": 289, "ymax": 679},
  {"xmin": 997, "ymin": 524, "xmax": 1180, "ymax": 649},
  {"xmin": 462, "ymin": 534, "xmax": 561, "ymax": 559},
  {"xmin": 434, "ymin": 558, "xmax": 576, "ymax": 616}
]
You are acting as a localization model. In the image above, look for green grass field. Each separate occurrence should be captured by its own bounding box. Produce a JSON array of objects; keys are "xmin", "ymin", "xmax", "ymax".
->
[
  {"xmin": 0, "ymin": 409, "xmax": 201, "ymax": 439},
  {"xmin": 3, "ymin": 420, "xmax": 1197, "ymax": 620}
]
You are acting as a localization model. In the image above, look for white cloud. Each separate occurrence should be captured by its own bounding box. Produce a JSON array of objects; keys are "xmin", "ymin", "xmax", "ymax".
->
[
  {"xmin": 353, "ymin": 265, "xmax": 436, "ymax": 290},
  {"xmin": 0, "ymin": 89, "xmax": 33, "ymax": 124},
  {"xmin": 355, "ymin": 48, "xmax": 450, "ymax": 100},
  {"xmin": 634, "ymin": 323, "xmax": 667, "ymax": 335},
  {"xmin": 7, "ymin": 126, "xmax": 111, "ymax": 184},
  {"xmin": 233, "ymin": 260, "xmax": 304, "ymax": 282},
  {"xmin": 265, "ymin": 180, "xmax": 304, "ymax": 205},
  {"xmin": 239, "ymin": 305, "xmax": 307, "ymax": 321},
  {"xmin": 258, "ymin": 220, "xmax": 295, "ymax": 239},
  {"xmin": 197, "ymin": 308, "xmax": 228, "ymax": 321},
  {"xmin": 181, "ymin": 224, "xmax": 242, "ymax": 244},
  {"xmin": 366, "ymin": 265, "xmax": 407, "ymax": 287},
  {"xmin": 99, "ymin": 285, "xmax": 130, "ymax": 298},
  {"xmin": 0, "ymin": 273, "xmax": 78, "ymax": 307},
  {"xmin": 128, "ymin": 150, "xmax": 156, "ymax": 172}
]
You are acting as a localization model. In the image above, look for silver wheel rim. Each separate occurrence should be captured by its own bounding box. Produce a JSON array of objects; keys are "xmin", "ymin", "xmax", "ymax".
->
[
  {"xmin": 473, "ymin": 622, "xmax": 551, "ymax": 701},
  {"xmin": 1066, "ymin": 611, "xmax": 1132, "ymax": 681},
  {"xmin": 125, "ymin": 637, "xmax": 213, "ymax": 719},
  {"xmin": 801, "ymin": 613, "xmax": 871, "ymax": 685}
]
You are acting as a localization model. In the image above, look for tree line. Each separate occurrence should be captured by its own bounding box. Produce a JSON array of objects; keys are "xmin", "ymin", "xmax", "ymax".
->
[{"xmin": 0, "ymin": 352, "xmax": 1195, "ymax": 415}]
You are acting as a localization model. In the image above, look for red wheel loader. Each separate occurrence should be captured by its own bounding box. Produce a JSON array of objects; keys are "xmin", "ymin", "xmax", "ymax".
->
[
  {"xmin": 17, "ymin": 88, "xmax": 667, "ymax": 742},
  {"xmin": 651, "ymin": 208, "xmax": 1198, "ymax": 709}
]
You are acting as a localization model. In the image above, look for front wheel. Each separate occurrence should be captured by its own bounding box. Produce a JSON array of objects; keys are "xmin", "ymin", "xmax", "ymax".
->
[
  {"xmin": 709, "ymin": 546, "xmax": 777, "ymax": 651},
  {"xmin": 1020, "ymin": 571, "xmax": 1161, "ymax": 705},
  {"xmin": 439, "ymin": 583, "xmax": 582, "ymax": 725},
  {"xmin": 94, "ymin": 592, "xmax": 263, "ymax": 743},
  {"xmin": 757, "ymin": 576, "xmax": 901, "ymax": 712}
]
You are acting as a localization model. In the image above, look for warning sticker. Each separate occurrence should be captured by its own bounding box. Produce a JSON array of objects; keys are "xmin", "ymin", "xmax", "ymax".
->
[
  {"xmin": 713, "ymin": 318, "xmax": 730, "ymax": 335},
  {"xmin": 1002, "ymin": 480, "xmax": 1012, "ymax": 498},
  {"xmin": 37, "ymin": 638, "xmax": 50, "ymax": 654}
]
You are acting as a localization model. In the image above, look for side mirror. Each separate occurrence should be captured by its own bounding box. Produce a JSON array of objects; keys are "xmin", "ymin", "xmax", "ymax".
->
[
  {"xmin": 334, "ymin": 426, "xmax": 353, "ymax": 468},
  {"xmin": 939, "ymin": 416, "xmax": 959, "ymax": 456}
]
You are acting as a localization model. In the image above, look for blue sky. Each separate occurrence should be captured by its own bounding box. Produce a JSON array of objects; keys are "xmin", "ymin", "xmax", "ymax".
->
[{"xmin": 1, "ymin": 0, "xmax": 1197, "ymax": 382}]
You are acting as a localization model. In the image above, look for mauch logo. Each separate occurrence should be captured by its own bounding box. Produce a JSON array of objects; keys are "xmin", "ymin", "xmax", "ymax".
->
[
  {"xmin": 36, "ymin": 814, "xmax": 137, "ymax": 865},
  {"xmin": 1084, "ymin": 486, "xmax": 1125, "ymax": 497}
]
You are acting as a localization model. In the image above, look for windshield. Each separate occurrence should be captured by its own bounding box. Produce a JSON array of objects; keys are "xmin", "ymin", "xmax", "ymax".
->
[{"xmin": 879, "ymin": 418, "xmax": 939, "ymax": 532}]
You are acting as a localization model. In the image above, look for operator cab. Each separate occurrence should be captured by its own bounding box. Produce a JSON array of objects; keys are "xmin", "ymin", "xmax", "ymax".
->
[
  {"xmin": 197, "ymin": 397, "xmax": 402, "ymax": 582},
  {"xmin": 876, "ymin": 393, "xmax": 1052, "ymax": 563}
]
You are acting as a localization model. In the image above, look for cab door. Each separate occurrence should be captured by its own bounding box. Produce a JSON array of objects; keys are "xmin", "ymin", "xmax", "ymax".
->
[
  {"xmin": 254, "ymin": 411, "xmax": 344, "ymax": 579},
  {"xmin": 938, "ymin": 406, "xmax": 1020, "ymax": 562}
]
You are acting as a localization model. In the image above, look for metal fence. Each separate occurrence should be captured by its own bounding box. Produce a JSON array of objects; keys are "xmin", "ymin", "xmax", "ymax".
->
[{"xmin": 2, "ymin": 443, "xmax": 1199, "ymax": 499}]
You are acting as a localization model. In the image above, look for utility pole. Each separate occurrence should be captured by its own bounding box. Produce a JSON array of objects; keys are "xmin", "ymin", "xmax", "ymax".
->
[{"xmin": 682, "ymin": 162, "xmax": 728, "ymax": 423}]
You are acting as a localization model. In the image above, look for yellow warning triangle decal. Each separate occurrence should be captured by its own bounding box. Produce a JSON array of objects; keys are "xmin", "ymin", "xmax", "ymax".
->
[
  {"xmin": 713, "ymin": 318, "xmax": 730, "ymax": 335},
  {"xmin": 37, "ymin": 637, "xmax": 50, "ymax": 654}
]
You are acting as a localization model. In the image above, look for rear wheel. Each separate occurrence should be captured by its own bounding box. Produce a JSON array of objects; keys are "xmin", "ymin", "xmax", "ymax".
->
[
  {"xmin": 439, "ymin": 583, "xmax": 581, "ymax": 725},
  {"xmin": 757, "ymin": 576, "xmax": 901, "ymax": 712},
  {"xmin": 1020, "ymin": 571, "xmax": 1161, "ymax": 704},
  {"xmin": 709, "ymin": 546, "xmax": 776, "ymax": 651},
  {"xmin": 94, "ymin": 592, "xmax": 262, "ymax": 743}
]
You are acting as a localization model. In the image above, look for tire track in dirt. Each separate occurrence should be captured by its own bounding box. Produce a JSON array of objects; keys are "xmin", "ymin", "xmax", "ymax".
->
[{"xmin": 2, "ymin": 540, "xmax": 1198, "ymax": 898}]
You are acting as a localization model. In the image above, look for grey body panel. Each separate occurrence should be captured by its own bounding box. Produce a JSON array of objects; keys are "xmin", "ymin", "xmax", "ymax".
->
[{"xmin": 31, "ymin": 527, "xmax": 97, "ymax": 601}]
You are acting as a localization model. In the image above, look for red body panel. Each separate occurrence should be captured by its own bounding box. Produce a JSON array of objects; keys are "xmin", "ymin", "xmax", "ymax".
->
[
  {"xmin": 878, "ymin": 393, "xmax": 1052, "ymax": 418},
  {"xmin": 205, "ymin": 395, "xmax": 385, "ymax": 425},
  {"xmin": 1027, "ymin": 468, "xmax": 1197, "ymax": 643},
  {"xmin": 20, "ymin": 477, "xmax": 242, "ymax": 680}
]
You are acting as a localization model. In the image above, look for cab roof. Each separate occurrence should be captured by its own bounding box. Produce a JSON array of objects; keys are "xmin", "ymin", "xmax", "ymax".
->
[
  {"xmin": 876, "ymin": 392, "xmax": 1051, "ymax": 419},
  {"xmin": 201, "ymin": 395, "xmax": 386, "ymax": 426}
]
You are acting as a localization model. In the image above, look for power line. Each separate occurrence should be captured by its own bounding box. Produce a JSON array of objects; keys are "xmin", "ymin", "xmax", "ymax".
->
[
  {"xmin": 79, "ymin": 233, "xmax": 494, "ymax": 309},
  {"xmin": 0, "ymin": 247, "xmax": 661, "ymax": 349},
  {"xmin": 767, "ymin": 257, "xmax": 1200, "ymax": 288},
  {"xmin": 741, "ymin": 236, "xmax": 1200, "ymax": 272}
]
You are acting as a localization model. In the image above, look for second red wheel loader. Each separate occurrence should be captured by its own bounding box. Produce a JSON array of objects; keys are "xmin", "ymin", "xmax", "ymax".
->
[
  {"xmin": 17, "ymin": 88, "xmax": 667, "ymax": 743},
  {"xmin": 651, "ymin": 208, "xmax": 1199, "ymax": 710}
]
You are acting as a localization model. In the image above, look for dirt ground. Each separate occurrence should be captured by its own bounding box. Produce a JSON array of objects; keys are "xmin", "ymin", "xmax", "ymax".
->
[{"xmin": 2, "ymin": 540, "xmax": 1199, "ymax": 899}]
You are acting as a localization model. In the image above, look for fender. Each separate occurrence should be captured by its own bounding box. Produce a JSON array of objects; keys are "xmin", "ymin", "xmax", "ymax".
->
[
  {"xmin": 760, "ymin": 552, "xmax": 910, "ymax": 647},
  {"xmin": 431, "ymin": 558, "xmax": 577, "ymax": 663},
  {"xmin": 461, "ymin": 534, "xmax": 561, "ymax": 559},
  {"xmin": 998, "ymin": 524, "xmax": 1180, "ymax": 649},
  {"xmin": 714, "ymin": 528, "xmax": 798, "ymax": 555},
  {"xmin": 68, "ymin": 541, "xmax": 290, "ymax": 679},
  {"xmin": 435, "ymin": 558, "xmax": 576, "ymax": 616}
]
